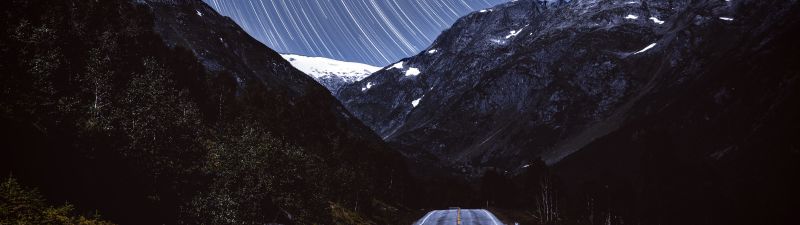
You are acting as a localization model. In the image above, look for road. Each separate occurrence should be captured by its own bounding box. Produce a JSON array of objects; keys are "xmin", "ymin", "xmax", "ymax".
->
[{"xmin": 413, "ymin": 209, "xmax": 504, "ymax": 225}]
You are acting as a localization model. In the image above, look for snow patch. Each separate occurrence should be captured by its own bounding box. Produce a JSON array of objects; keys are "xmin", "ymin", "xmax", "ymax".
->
[
  {"xmin": 405, "ymin": 67, "xmax": 421, "ymax": 77},
  {"xmin": 719, "ymin": 17, "xmax": 734, "ymax": 21},
  {"xmin": 196, "ymin": 10, "xmax": 203, "ymax": 17},
  {"xmin": 479, "ymin": 9, "xmax": 488, "ymax": 13},
  {"xmin": 649, "ymin": 17, "xmax": 665, "ymax": 24},
  {"xmin": 280, "ymin": 54, "xmax": 379, "ymax": 81},
  {"xmin": 625, "ymin": 14, "xmax": 639, "ymax": 20},
  {"xmin": 505, "ymin": 25, "xmax": 528, "ymax": 39},
  {"xmin": 411, "ymin": 96, "xmax": 423, "ymax": 107},
  {"xmin": 633, "ymin": 43, "xmax": 657, "ymax": 54},
  {"xmin": 490, "ymin": 39, "xmax": 506, "ymax": 45},
  {"xmin": 427, "ymin": 49, "xmax": 438, "ymax": 54},
  {"xmin": 390, "ymin": 61, "xmax": 404, "ymax": 70},
  {"xmin": 361, "ymin": 82, "xmax": 374, "ymax": 92}
]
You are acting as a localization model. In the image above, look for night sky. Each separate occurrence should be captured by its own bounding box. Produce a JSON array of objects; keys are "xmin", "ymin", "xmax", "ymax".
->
[{"xmin": 202, "ymin": 0, "xmax": 509, "ymax": 66}]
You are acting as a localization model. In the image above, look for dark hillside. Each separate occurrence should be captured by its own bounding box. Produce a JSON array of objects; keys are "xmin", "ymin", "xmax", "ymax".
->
[{"xmin": 0, "ymin": 0, "xmax": 409, "ymax": 224}]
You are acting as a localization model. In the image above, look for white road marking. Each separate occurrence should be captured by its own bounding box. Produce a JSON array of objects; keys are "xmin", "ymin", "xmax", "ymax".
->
[
  {"xmin": 416, "ymin": 209, "xmax": 500, "ymax": 225},
  {"xmin": 482, "ymin": 209, "xmax": 501, "ymax": 225},
  {"xmin": 417, "ymin": 210, "xmax": 437, "ymax": 225}
]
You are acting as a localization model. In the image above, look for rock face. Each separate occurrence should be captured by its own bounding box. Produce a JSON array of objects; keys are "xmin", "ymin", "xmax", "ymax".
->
[
  {"xmin": 337, "ymin": 0, "xmax": 800, "ymax": 176},
  {"xmin": 281, "ymin": 54, "xmax": 380, "ymax": 94}
]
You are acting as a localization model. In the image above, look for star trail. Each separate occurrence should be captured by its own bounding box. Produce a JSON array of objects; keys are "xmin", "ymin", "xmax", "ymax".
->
[{"xmin": 202, "ymin": 0, "xmax": 508, "ymax": 66}]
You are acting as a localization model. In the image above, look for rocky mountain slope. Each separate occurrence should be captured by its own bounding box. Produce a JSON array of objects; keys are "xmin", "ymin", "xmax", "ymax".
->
[
  {"xmin": 337, "ymin": 0, "xmax": 799, "ymax": 223},
  {"xmin": 282, "ymin": 54, "xmax": 380, "ymax": 93},
  {"xmin": 337, "ymin": 0, "xmax": 799, "ymax": 176},
  {"xmin": 0, "ymin": 0, "xmax": 409, "ymax": 224}
]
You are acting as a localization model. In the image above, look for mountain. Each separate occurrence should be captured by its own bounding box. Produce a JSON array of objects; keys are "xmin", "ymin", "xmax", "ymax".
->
[
  {"xmin": 281, "ymin": 54, "xmax": 380, "ymax": 93},
  {"xmin": 3, "ymin": 0, "xmax": 798, "ymax": 224},
  {"xmin": 339, "ymin": 0, "xmax": 668, "ymax": 175},
  {"xmin": 0, "ymin": 0, "xmax": 409, "ymax": 224},
  {"xmin": 337, "ymin": 0, "xmax": 798, "ymax": 173},
  {"xmin": 337, "ymin": 0, "xmax": 800, "ymax": 223}
]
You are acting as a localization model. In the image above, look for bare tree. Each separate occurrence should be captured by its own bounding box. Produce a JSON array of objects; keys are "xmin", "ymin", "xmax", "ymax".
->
[
  {"xmin": 81, "ymin": 31, "xmax": 116, "ymax": 129},
  {"xmin": 534, "ymin": 175, "xmax": 559, "ymax": 224}
]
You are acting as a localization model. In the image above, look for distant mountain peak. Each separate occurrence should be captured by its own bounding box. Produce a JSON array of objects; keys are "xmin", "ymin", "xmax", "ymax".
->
[{"xmin": 281, "ymin": 54, "xmax": 380, "ymax": 93}]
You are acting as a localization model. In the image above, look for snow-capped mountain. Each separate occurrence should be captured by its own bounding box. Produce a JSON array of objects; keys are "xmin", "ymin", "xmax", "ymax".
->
[{"xmin": 281, "ymin": 54, "xmax": 380, "ymax": 93}]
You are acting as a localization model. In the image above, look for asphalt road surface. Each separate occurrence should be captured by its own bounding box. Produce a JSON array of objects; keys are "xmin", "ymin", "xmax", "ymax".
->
[{"xmin": 413, "ymin": 209, "xmax": 504, "ymax": 225}]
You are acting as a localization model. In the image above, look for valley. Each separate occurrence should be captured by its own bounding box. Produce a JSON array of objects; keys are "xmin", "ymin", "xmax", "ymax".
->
[{"xmin": 2, "ymin": 0, "xmax": 798, "ymax": 224}]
